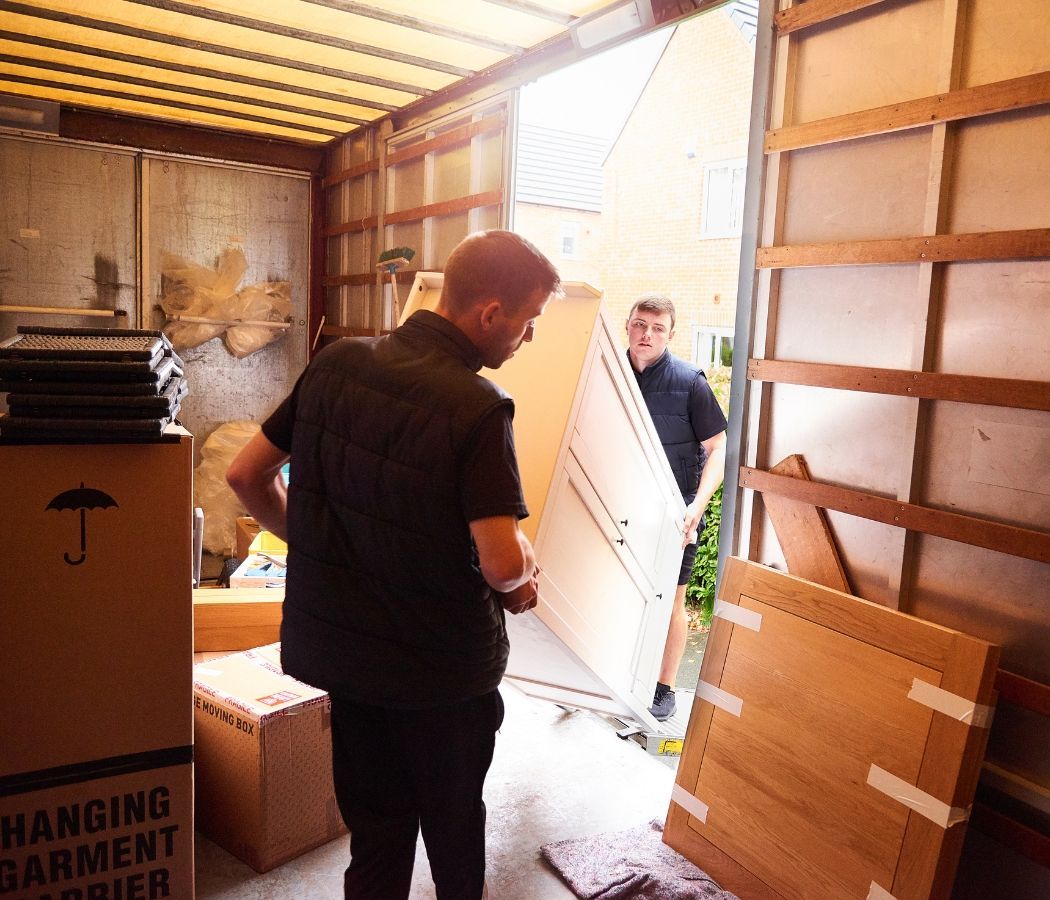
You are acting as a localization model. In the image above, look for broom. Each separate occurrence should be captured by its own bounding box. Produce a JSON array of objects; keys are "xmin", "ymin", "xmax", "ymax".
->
[{"xmin": 377, "ymin": 247, "xmax": 416, "ymax": 325}]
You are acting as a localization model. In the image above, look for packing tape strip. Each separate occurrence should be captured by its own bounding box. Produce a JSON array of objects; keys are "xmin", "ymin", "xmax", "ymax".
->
[
  {"xmin": 866, "ymin": 765, "xmax": 970, "ymax": 828},
  {"xmin": 713, "ymin": 599, "xmax": 762, "ymax": 631},
  {"xmin": 697, "ymin": 680, "xmax": 744, "ymax": 717},
  {"xmin": 907, "ymin": 678, "xmax": 993, "ymax": 728},
  {"xmin": 867, "ymin": 881, "xmax": 897, "ymax": 900},
  {"xmin": 671, "ymin": 784, "xmax": 709, "ymax": 823}
]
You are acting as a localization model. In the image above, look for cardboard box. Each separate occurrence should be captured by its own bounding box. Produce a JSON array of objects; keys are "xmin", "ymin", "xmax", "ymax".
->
[
  {"xmin": 228, "ymin": 552, "xmax": 286, "ymax": 588},
  {"xmin": 235, "ymin": 516, "xmax": 261, "ymax": 560},
  {"xmin": 248, "ymin": 530, "xmax": 287, "ymax": 555},
  {"xmin": 192, "ymin": 644, "xmax": 346, "ymax": 872},
  {"xmin": 0, "ymin": 431, "xmax": 195, "ymax": 899}
]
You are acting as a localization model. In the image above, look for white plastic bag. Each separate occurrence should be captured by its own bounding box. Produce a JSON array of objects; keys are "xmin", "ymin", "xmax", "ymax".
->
[
  {"xmin": 193, "ymin": 420, "xmax": 260, "ymax": 556},
  {"xmin": 160, "ymin": 247, "xmax": 290, "ymax": 358}
]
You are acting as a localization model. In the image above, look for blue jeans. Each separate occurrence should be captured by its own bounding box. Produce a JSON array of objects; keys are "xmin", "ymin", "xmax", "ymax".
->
[{"xmin": 329, "ymin": 688, "xmax": 505, "ymax": 900}]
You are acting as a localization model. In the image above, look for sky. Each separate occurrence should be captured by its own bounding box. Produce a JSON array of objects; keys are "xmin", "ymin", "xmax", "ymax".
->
[{"xmin": 518, "ymin": 28, "xmax": 672, "ymax": 140}]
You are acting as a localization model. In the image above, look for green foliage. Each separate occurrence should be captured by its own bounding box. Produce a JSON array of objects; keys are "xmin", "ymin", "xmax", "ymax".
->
[{"xmin": 685, "ymin": 483, "xmax": 722, "ymax": 629}]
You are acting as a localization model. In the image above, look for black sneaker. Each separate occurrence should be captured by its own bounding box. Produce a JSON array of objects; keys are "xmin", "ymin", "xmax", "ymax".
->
[{"xmin": 649, "ymin": 687, "xmax": 677, "ymax": 721}]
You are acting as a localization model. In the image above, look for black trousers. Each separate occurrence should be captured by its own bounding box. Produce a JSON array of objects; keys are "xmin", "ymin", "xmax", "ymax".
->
[{"xmin": 329, "ymin": 688, "xmax": 505, "ymax": 900}]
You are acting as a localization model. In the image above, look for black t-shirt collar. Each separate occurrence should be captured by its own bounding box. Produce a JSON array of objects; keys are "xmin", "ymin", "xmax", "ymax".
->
[{"xmin": 400, "ymin": 309, "xmax": 484, "ymax": 373}]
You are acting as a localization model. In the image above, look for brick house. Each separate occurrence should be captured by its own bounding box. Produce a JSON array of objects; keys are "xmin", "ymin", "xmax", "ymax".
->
[
  {"xmin": 600, "ymin": 4, "xmax": 755, "ymax": 369},
  {"xmin": 513, "ymin": 122, "xmax": 605, "ymax": 286}
]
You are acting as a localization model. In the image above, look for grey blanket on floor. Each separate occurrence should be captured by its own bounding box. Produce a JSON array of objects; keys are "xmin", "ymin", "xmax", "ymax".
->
[{"xmin": 540, "ymin": 819, "xmax": 739, "ymax": 900}]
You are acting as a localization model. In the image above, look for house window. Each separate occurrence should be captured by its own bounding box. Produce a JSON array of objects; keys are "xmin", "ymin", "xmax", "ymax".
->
[
  {"xmin": 701, "ymin": 159, "xmax": 746, "ymax": 238},
  {"xmin": 560, "ymin": 221, "xmax": 580, "ymax": 259},
  {"xmin": 694, "ymin": 327, "xmax": 734, "ymax": 371}
]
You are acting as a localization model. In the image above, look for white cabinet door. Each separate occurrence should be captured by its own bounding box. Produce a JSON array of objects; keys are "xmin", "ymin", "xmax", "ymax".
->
[
  {"xmin": 505, "ymin": 453, "xmax": 668, "ymax": 730},
  {"xmin": 505, "ymin": 330, "xmax": 683, "ymax": 731},
  {"xmin": 571, "ymin": 331, "xmax": 683, "ymax": 589}
]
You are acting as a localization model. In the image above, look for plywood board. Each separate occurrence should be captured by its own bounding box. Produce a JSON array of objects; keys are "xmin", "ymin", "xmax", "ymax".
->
[{"xmin": 666, "ymin": 557, "xmax": 999, "ymax": 900}]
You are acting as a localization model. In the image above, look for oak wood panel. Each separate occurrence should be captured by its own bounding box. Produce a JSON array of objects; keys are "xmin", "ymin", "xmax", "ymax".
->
[
  {"xmin": 727, "ymin": 558, "xmax": 956, "ymax": 670},
  {"xmin": 740, "ymin": 467, "xmax": 1050, "ymax": 565},
  {"xmin": 192, "ymin": 589, "xmax": 282, "ymax": 652},
  {"xmin": 895, "ymin": 635, "xmax": 1000, "ymax": 897},
  {"xmin": 747, "ymin": 358, "xmax": 1050, "ymax": 412},
  {"xmin": 667, "ymin": 558, "xmax": 999, "ymax": 899},
  {"xmin": 766, "ymin": 70, "xmax": 1050, "ymax": 152},
  {"xmin": 757, "ymin": 227, "xmax": 1050, "ymax": 268}
]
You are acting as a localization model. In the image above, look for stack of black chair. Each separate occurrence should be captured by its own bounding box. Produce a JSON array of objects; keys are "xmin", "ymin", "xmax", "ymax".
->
[{"xmin": 0, "ymin": 326, "xmax": 189, "ymax": 443}]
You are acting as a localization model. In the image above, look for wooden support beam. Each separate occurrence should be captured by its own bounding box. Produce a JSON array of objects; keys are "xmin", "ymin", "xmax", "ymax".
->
[
  {"xmin": 994, "ymin": 669, "xmax": 1050, "ymax": 718},
  {"xmin": 747, "ymin": 359, "xmax": 1050, "ymax": 412},
  {"xmin": 322, "ymin": 270, "xmax": 417, "ymax": 288},
  {"xmin": 739, "ymin": 467, "xmax": 1050, "ymax": 565},
  {"xmin": 384, "ymin": 190, "xmax": 504, "ymax": 226},
  {"xmin": 766, "ymin": 70, "xmax": 1050, "ymax": 153},
  {"xmin": 775, "ymin": 0, "xmax": 888, "ymax": 35},
  {"xmin": 320, "ymin": 324, "xmax": 392, "ymax": 338},
  {"xmin": 324, "ymin": 213, "xmax": 379, "ymax": 237},
  {"xmin": 385, "ymin": 114, "xmax": 506, "ymax": 167},
  {"xmin": 322, "ymin": 157, "xmax": 379, "ymax": 189},
  {"xmin": 756, "ymin": 227, "xmax": 1050, "ymax": 269}
]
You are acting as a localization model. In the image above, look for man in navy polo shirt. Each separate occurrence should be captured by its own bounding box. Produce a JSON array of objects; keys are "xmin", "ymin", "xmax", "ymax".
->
[{"xmin": 626, "ymin": 294, "xmax": 728, "ymax": 722}]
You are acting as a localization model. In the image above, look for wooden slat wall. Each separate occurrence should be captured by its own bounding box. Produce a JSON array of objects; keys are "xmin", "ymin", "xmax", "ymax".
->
[
  {"xmin": 321, "ymin": 100, "xmax": 510, "ymax": 339},
  {"xmin": 734, "ymin": 0, "xmax": 1049, "ymax": 882}
]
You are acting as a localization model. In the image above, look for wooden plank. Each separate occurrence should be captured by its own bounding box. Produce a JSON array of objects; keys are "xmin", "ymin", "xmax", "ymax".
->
[
  {"xmin": 747, "ymin": 359, "xmax": 1050, "ymax": 412},
  {"xmin": 322, "ymin": 157, "xmax": 379, "ymax": 189},
  {"xmin": 193, "ymin": 588, "xmax": 282, "ymax": 652},
  {"xmin": 324, "ymin": 213, "xmax": 379, "ymax": 237},
  {"xmin": 384, "ymin": 189, "xmax": 504, "ymax": 227},
  {"xmin": 320, "ymin": 324, "xmax": 392, "ymax": 338},
  {"xmin": 756, "ymin": 227, "xmax": 1050, "ymax": 269},
  {"xmin": 970, "ymin": 801, "xmax": 1050, "ymax": 868},
  {"xmin": 994, "ymin": 669, "xmax": 1050, "ymax": 717},
  {"xmin": 775, "ymin": 0, "xmax": 887, "ymax": 35},
  {"xmin": 763, "ymin": 455, "xmax": 851, "ymax": 593},
  {"xmin": 322, "ymin": 269, "xmax": 418, "ymax": 288},
  {"xmin": 740, "ymin": 467, "xmax": 1050, "ymax": 565},
  {"xmin": 765, "ymin": 70, "xmax": 1050, "ymax": 153},
  {"xmin": 385, "ymin": 114, "xmax": 506, "ymax": 167}
]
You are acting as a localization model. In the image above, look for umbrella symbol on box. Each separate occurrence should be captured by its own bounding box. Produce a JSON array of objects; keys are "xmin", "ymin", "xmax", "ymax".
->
[{"xmin": 45, "ymin": 483, "xmax": 119, "ymax": 566}]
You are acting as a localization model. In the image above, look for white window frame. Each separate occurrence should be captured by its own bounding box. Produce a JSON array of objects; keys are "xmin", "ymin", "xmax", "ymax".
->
[
  {"xmin": 693, "ymin": 326, "xmax": 734, "ymax": 371},
  {"xmin": 701, "ymin": 158, "xmax": 746, "ymax": 238},
  {"xmin": 560, "ymin": 221, "xmax": 581, "ymax": 259}
]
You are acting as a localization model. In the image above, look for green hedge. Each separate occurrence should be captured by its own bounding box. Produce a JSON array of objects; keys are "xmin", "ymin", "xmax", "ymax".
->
[
  {"xmin": 685, "ymin": 483, "xmax": 721, "ymax": 628},
  {"xmin": 684, "ymin": 367, "xmax": 730, "ymax": 628}
]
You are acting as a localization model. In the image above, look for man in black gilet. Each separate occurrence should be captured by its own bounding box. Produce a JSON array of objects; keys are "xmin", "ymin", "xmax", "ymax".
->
[
  {"xmin": 227, "ymin": 230, "xmax": 560, "ymax": 899},
  {"xmin": 626, "ymin": 295, "xmax": 728, "ymax": 723}
]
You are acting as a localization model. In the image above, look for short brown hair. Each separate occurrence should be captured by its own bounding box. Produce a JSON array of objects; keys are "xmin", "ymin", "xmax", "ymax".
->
[
  {"xmin": 629, "ymin": 294, "xmax": 676, "ymax": 330},
  {"xmin": 442, "ymin": 230, "xmax": 560, "ymax": 314}
]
